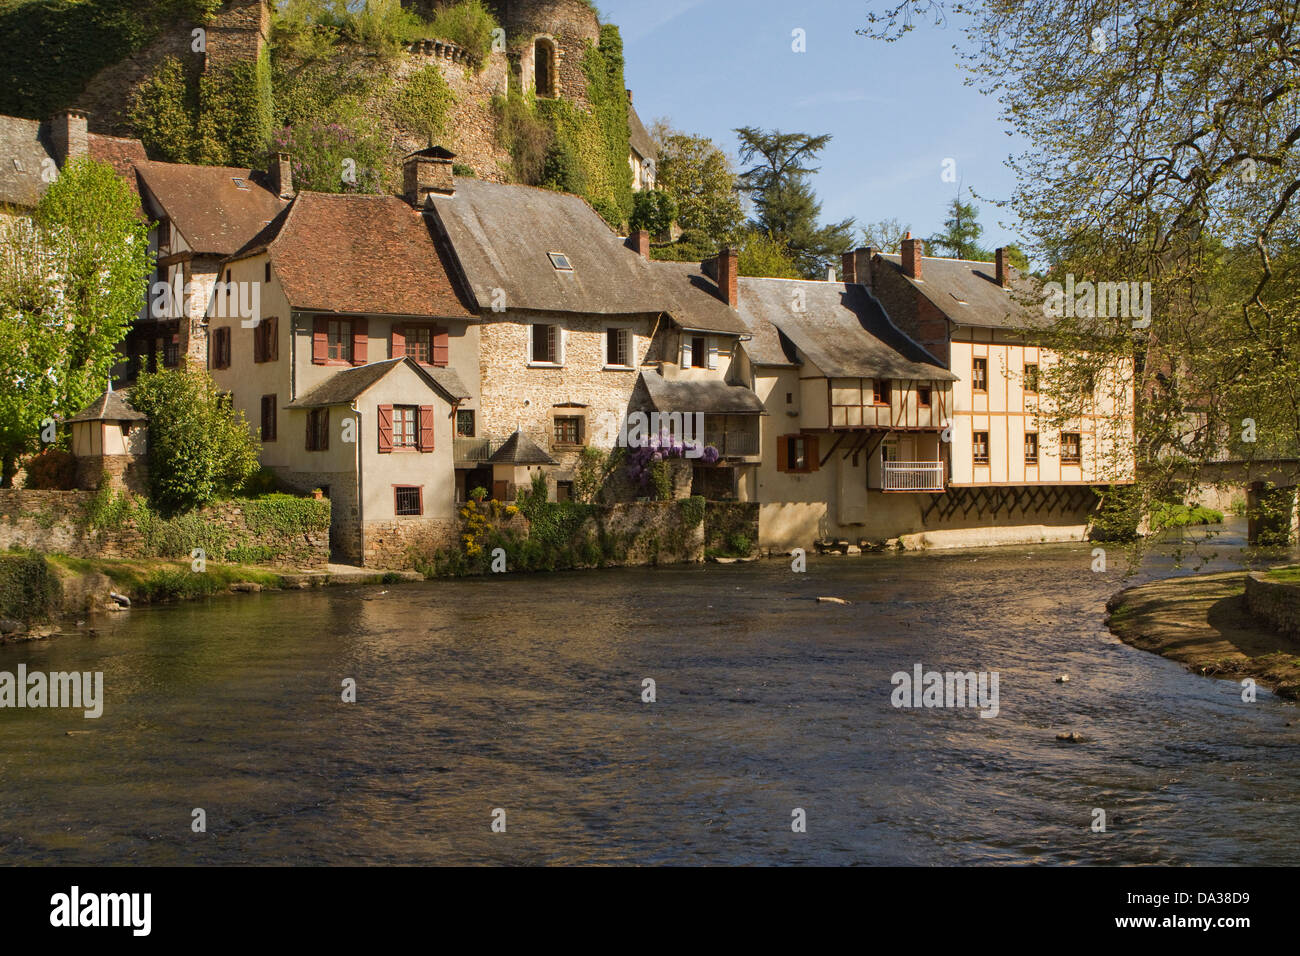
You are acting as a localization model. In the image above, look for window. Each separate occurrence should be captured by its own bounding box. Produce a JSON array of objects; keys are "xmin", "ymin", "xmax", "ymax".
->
[
  {"xmin": 1024, "ymin": 432, "xmax": 1038, "ymax": 464},
  {"xmin": 606, "ymin": 327, "xmax": 630, "ymax": 367},
  {"xmin": 691, "ymin": 335, "xmax": 709, "ymax": 368},
  {"xmin": 531, "ymin": 323, "xmax": 559, "ymax": 364},
  {"xmin": 917, "ymin": 386, "xmax": 932, "ymax": 407},
  {"xmin": 396, "ymin": 324, "xmax": 448, "ymax": 366},
  {"xmin": 556, "ymin": 481, "xmax": 574, "ymax": 502},
  {"xmin": 163, "ymin": 338, "xmax": 179, "ymax": 368},
  {"xmin": 777, "ymin": 434, "xmax": 820, "ymax": 474},
  {"xmin": 547, "ymin": 251, "xmax": 571, "ymax": 271},
  {"xmin": 393, "ymin": 405, "xmax": 418, "ymax": 449},
  {"xmin": 873, "ymin": 379, "xmax": 892, "ymax": 405},
  {"xmin": 786, "ymin": 392, "xmax": 793, "ymax": 404},
  {"xmin": 261, "ymin": 394, "xmax": 277, "ymax": 442},
  {"xmin": 394, "ymin": 485, "xmax": 423, "ymax": 516},
  {"xmin": 313, "ymin": 317, "xmax": 366, "ymax": 366},
  {"xmin": 211, "ymin": 327, "xmax": 231, "ymax": 369},
  {"xmin": 973, "ymin": 431, "xmax": 990, "ymax": 465},
  {"xmin": 253, "ymin": 316, "xmax": 277, "ymax": 363},
  {"xmin": 306, "ymin": 408, "xmax": 329, "ymax": 451},
  {"xmin": 327, "ymin": 319, "xmax": 352, "ymax": 362},
  {"xmin": 456, "ymin": 409, "xmax": 475, "ymax": 438},
  {"xmin": 264, "ymin": 262, "xmax": 271, "ymax": 284},
  {"xmin": 972, "ymin": 358, "xmax": 988, "ymax": 392},
  {"xmin": 1061, "ymin": 432, "xmax": 1082, "ymax": 464},
  {"xmin": 535, "ymin": 39, "xmax": 555, "ymax": 97},
  {"xmin": 1024, "ymin": 363, "xmax": 1039, "ymax": 394},
  {"xmin": 554, "ymin": 416, "xmax": 583, "ymax": 445}
]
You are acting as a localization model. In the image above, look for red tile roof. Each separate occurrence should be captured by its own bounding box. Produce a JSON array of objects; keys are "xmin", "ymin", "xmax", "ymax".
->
[
  {"xmin": 232, "ymin": 191, "xmax": 476, "ymax": 319},
  {"xmin": 135, "ymin": 160, "xmax": 287, "ymax": 256},
  {"xmin": 87, "ymin": 134, "xmax": 147, "ymax": 193}
]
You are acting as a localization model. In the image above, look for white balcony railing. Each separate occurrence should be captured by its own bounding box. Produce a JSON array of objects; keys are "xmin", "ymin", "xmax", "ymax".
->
[{"xmin": 883, "ymin": 461, "xmax": 945, "ymax": 492}]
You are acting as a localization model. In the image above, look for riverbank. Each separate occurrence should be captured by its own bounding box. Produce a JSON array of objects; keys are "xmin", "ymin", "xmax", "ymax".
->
[{"xmin": 1106, "ymin": 570, "xmax": 1300, "ymax": 700}]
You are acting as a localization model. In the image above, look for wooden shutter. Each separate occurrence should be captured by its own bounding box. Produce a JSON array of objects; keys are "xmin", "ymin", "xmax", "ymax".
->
[
  {"xmin": 253, "ymin": 321, "xmax": 264, "ymax": 363},
  {"xmin": 776, "ymin": 434, "xmax": 789, "ymax": 472},
  {"xmin": 432, "ymin": 328, "xmax": 449, "ymax": 366},
  {"xmin": 321, "ymin": 409, "xmax": 329, "ymax": 450},
  {"xmin": 306, "ymin": 411, "xmax": 314, "ymax": 450},
  {"xmin": 377, "ymin": 404, "xmax": 393, "ymax": 453},
  {"xmin": 391, "ymin": 324, "xmax": 405, "ymax": 359},
  {"xmin": 418, "ymin": 405, "xmax": 435, "ymax": 452},
  {"xmin": 708, "ymin": 340, "xmax": 718, "ymax": 369},
  {"xmin": 312, "ymin": 317, "xmax": 328, "ymax": 364},
  {"xmin": 268, "ymin": 317, "xmax": 278, "ymax": 361},
  {"xmin": 352, "ymin": 318, "xmax": 368, "ymax": 365},
  {"xmin": 807, "ymin": 435, "xmax": 820, "ymax": 472},
  {"xmin": 681, "ymin": 336, "xmax": 692, "ymax": 368}
]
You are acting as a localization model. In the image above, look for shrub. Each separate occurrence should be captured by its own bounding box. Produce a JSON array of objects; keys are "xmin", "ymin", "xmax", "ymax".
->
[
  {"xmin": 629, "ymin": 189, "xmax": 677, "ymax": 237},
  {"xmin": 0, "ymin": 551, "xmax": 61, "ymax": 621},
  {"xmin": 272, "ymin": 122, "xmax": 386, "ymax": 194},
  {"xmin": 391, "ymin": 64, "xmax": 456, "ymax": 145},
  {"xmin": 22, "ymin": 448, "xmax": 78, "ymax": 490},
  {"xmin": 139, "ymin": 568, "xmax": 220, "ymax": 603},
  {"xmin": 424, "ymin": 0, "xmax": 498, "ymax": 63}
]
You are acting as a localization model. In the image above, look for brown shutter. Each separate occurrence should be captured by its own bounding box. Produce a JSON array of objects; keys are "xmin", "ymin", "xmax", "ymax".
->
[
  {"xmin": 352, "ymin": 318, "xmax": 368, "ymax": 365},
  {"xmin": 776, "ymin": 434, "xmax": 789, "ymax": 473},
  {"xmin": 391, "ymin": 324, "xmax": 405, "ymax": 358},
  {"xmin": 253, "ymin": 322, "xmax": 264, "ymax": 363},
  {"xmin": 221, "ymin": 328, "xmax": 231, "ymax": 368},
  {"xmin": 321, "ymin": 409, "xmax": 329, "ymax": 450},
  {"xmin": 306, "ymin": 411, "xmax": 313, "ymax": 450},
  {"xmin": 432, "ymin": 328, "xmax": 449, "ymax": 366},
  {"xmin": 807, "ymin": 435, "xmax": 820, "ymax": 472},
  {"xmin": 268, "ymin": 316, "xmax": 278, "ymax": 361},
  {"xmin": 377, "ymin": 404, "xmax": 393, "ymax": 453},
  {"xmin": 547, "ymin": 324, "xmax": 557, "ymax": 362},
  {"xmin": 312, "ymin": 317, "xmax": 327, "ymax": 364},
  {"xmin": 418, "ymin": 405, "xmax": 435, "ymax": 452}
]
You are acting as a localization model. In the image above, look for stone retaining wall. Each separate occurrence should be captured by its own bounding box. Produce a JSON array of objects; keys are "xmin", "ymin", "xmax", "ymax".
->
[{"xmin": 1245, "ymin": 572, "xmax": 1300, "ymax": 641}]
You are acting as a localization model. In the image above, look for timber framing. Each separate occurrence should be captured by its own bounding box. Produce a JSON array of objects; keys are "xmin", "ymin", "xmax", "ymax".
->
[{"xmin": 920, "ymin": 484, "xmax": 1102, "ymax": 526}]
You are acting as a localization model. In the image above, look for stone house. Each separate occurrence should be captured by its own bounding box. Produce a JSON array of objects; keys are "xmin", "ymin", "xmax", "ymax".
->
[
  {"xmin": 67, "ymin": 386, "xmax": 149, "ymax": 495},
  {"xmin": 212, "ymin": 184, "xmax": 478, "ymax": 565}
]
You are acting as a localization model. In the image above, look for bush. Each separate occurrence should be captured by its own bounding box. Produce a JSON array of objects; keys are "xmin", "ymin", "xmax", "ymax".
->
[
  {"xmin": 629, "ymin": 189, "xmax": 677, "ymax": 237},
  {"xmin": 0, "ymin": 551, "xmax": 61, "ymax": 622},
  {"xmin": 391, "ymin": 64, "xmax": 456, "ymax": 146},
  {"xmin": 242, "ymin": 493, "xmax": 331, "ymax": 537},
  {"xmin": 272, "ymin": 122, "xmax": 387, "ymax": 194},
  {"xmin": 1149, "ymin": 502, "xmax": 1225, "ymax": 531},
  {"xmin": 22, "ymin": 448, "xmax": 78, "ymax": 490},
  {"xmin": 424, "ymin": 0, "xmax": 498, "ymax": 62},
  {"xmin": 139, "ymin": 568, "xmax": 220, "ymax": 603}
]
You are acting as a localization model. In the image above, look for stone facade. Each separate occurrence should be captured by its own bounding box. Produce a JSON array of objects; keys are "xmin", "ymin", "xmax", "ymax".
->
[
  {"xmin": 492, "ymin": 0, "xmax": 601, "ymax": 107},
  {"xmin": 74, "ymin": 454, "xmax": 149, "ymax": 496},
  {"xmin": 1245, "ymin": 572, "xmax": 1300, "ymax": 640},
  {"xmin": 363, "ymin": 517, "xmax": 459, "ymax": 569}
]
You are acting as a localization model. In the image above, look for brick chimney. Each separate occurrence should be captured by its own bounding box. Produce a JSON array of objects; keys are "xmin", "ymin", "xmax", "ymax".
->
[
  {"xmin": 50, "ymin": 109, "xmax": 89, "ymax": 167},
  {"xmin": 403, "ymin": 146, "xmax": 456, "ymax": 207},
  {"xmin": 841, "ymin": 246, "xmax": 875, "ymax": 288},
  {"xmin": 270, "ymin": 152, "xmax": 294, "ymax": 199},
  {"xmin": 717, "ymin": 247, "xmax": 738, "ymax": 307},
  {"xmin": 901, "ymin": 233, "xmax": 923, "ymax": 280},
  {"xmin": 629, "ymin": 229, "xmax": 650, "ymax": 258},
  {"xmin": 995, "ymin": 246, "xmax": 1009, "ymax": 287}
]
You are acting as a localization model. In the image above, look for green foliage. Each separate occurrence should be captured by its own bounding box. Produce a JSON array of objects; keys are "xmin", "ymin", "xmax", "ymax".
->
[
  {"xmin": 651, "ymin": 229, "xmax": 721, "ymax": 264},
  {"xmin": 573, "ymin": 447, "xmax": 608, "ymax": 503},
  {"xmin": 392, "ymin": 63, "xmax": 456, "ymax": 146},
  {"xmin": 197, "ymin": 49, "xmax": 274, "ymax": 167},
  {"xmin": 1087, "ymin": 485, "xmax": 1142, "ymax": 543},
  {"xmin": 128, "ymin": 56, "xmax": 203, "ymax": 164},
  {"xmin": 738, "ymin": 230, "xmax": 800, "ymax": 279},
  {"xmin": 452, "ymin": 162, "xmax": 476, "ymax": 177},
  {"xmin": 541, "ymin": 129, "xmax": 586, "ymax": 194},
  {"xmin": 653, "ymin": 124, "xmax": 746, "ymax": 246},
  {"xmin": 629, "ymin": 189, "xmax": 677, "ymax": 238},
  {"xmin": 0, "ymin": 158, "xmax": 151, "ymax": 485},
  {"xmin": 84, "ymin": 481, "xmax": 131, "ymax": 531},
  {"xmin": 1149, "ymin": 502, "xmax": 1225, "ymax": 532},
  {"xmin": 650, "ymin": 459, "xmax": 672, "ymax": 501},
  {"xmin": 139, "ymin": 567, "xmax": 220, "ymax": 603},
  {"xmin": 0, "ymin": 551, "xmax": 61, "ymax": 622},
  {"xmin": 129, "ymin": 363, "xmax": 261, "ymax": 513},
  {"xmin": 274, "ymin": 121, "xmax": 387, "ymax": 193},
  {"xmin": 927, "ymin": 197, "xmax": 990, "ymax": 261},
  {"xmin": 677, "ymin": 495, "xmax": 705, "ymax": 528},
  {"xmin": 241, "ymin": 493, "xmax": 331, "ymax": 537},
  {"xmin": 423, "ymin": 0, "xmax": 498, "ymax": 63},
  {"xmin": 494, "ymin": 90, "xmax": 552, "ymax": 184},
  {"xmin": 131, "ymin": 500, "xmax": 230, "ymax": 558},
  {"xmin": 860, "ymin": 217, "xmax": 910, "ymax": 254}
]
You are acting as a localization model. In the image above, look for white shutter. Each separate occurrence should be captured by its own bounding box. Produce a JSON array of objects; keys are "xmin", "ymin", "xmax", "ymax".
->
[
  {"xmin": 708, "ymin": 339, "xmax": 718, "ymax": 370},
  {"xmin": 681, "ymin": 335, "xmax": 692, "ymax": 368}
]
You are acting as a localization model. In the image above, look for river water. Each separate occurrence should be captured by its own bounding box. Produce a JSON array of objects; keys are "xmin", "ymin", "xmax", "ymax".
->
[{"xmin": 1, "ymin": 518, "xmax": 1297, "ymax": 865}]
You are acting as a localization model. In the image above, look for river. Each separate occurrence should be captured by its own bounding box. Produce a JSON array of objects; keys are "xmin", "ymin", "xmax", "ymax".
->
[{"xmin": 1, "ymin": 517, "xmax": 1297, "ymax": 865}]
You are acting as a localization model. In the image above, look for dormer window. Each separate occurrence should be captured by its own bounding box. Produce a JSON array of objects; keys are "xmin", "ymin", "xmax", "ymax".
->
[{"xmin": 548, "ymin": 252, "xmax": 572, "ymax": 271}]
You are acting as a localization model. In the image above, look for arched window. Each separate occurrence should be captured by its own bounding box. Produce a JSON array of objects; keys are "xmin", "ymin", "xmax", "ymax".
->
[{"xmin": 534, "ymin": 38, "xmax": 555, "ymax": 97}]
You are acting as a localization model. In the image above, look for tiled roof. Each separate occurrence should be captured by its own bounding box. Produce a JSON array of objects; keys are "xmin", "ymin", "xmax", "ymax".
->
[
  {"xmin": 88, "ymin": 133, "xmax": 146, "ymax": 191},
  {"xmin": 286, "ymin": 358, "xmax": 461, "ymax": 408},
  {"xmin": 489, "ymin": 429, "xmax": 555, "ymax": 465},
  {"xmin": 876, "ymin": 253, "xmax": 1048, "ymax": 331},
  {"xmin": 646, "ymin": 259, "xmax": 750, "ymax": 335},
  {"xmin": 737, "ymin": 278, "xmax": 956, "ymax": 381},
  {"xmin": 66, "ymin": 388, "xmax": 146, "ymax": 423},
  {"xmin": 233, "ymin": 191, "xmax": 476, "ymax": 319},
  {"xmin": 637, "ymin": 370, "xmax": 766, "ymax": 415},
  {"xmin": 135, "ymin": 160, "xmax": 287, "ymax": 256}
]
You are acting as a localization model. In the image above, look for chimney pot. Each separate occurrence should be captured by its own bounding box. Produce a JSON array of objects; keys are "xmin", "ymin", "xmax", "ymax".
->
[
  {"xmin": 995, "ymin": 246, "xmax": 1009, "ymax": 287},
  {"xmin": 403, "ymin": 146, "xmax": 456, "ymax": 206},
  {"xmin": 901, "ymin": 236, "xmax": 923, "ymax": 280},
  {"xmin": 271, "ymin": 152, "xmax": 294, "ymax": 199},
  {"xmin": 50, "ymin": 108, "xmax": 89, "ymax": 168},
  {"xmin": 630, "ymin": 229, "xmax": 650, "ymax": 259},
  {"xmin": 717, "ymin": 247, "xmax": 738, "ymax": 307}
]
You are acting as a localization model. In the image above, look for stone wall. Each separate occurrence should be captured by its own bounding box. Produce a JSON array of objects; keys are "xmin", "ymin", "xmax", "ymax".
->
[
  {"xmin": 705, "ymin": 501, "xmax": 759, "ymax": 555},
  {"xmin": 363, "ymin": 517, "xmax": 459, "ymax": 569},
  {"xmin": 1245, "ymin": 572, "xmax": 1300, "ymax": 641},
  {"xmin": 75, "ymin": 454, "xmax": 149, "ymax": 496},
  {"xmin": 0, "ymin": 490, "xmax": 329, "ymax": 570}
]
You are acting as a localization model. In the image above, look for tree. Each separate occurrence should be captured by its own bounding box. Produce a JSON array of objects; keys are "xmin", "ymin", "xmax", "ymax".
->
[
  {"xmin": 0, "ymin": 158, "xmax": 152, "ymax": 486},
  {"xmin": 927, "ymin": 197, "xmax": 990, "ymax": 261},
  {"xmin": 652, "ymin": 123, "xmax": 745, "ymax": 247},
  {"xmin": 629, "ymin": 189, "xmax": 677, "ymax": 238},
  {"xmin": 738, "ymin": 230, "xmax": 800, "ymax": 279},
  {"xmin": 861, "ymin": 217, "xmax": 911, "ymax": 254},
  {"xmin": 734, "ymin": 126, "xmax": 855, "ymax": 278},
  {"xmin": 129, "ymin": 362, "xmax": 261, "ymax": 513}
]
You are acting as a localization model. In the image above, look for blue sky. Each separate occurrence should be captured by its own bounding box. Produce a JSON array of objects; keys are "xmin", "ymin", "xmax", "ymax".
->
[{"xmin": 602, "ymin": 0, "xmax": 1028, "ymax": 253}]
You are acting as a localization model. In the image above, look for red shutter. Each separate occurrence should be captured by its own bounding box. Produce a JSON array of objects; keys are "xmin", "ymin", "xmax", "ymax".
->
[
  {"xmin": 807, "ymin": 435, "xmax": 820, "ymax": 472},
  {"xmin": 268, "ymin": 316, "xmax": 278, "ymax": 361},
  {"xmin": 377, "ymin": 404, "xmax": 393, "ymax": 453},
  {"xmin": 418, "ymin": 405, "xmax": 435, "ymax": 452},
  {"xmin": 432, "ymin": 328, "xmax": 449, "ymax": 366},
  {"xmin": 352, "ymin": 318, "xmax": 368, "ymax": 365},
  {"xmin": 312, "ymin": 317, "xmax": 327, "ymax": 364},
  {"xmin": 776, "ymin": 435, "xmax": 789, "ymax": 473},
  {"xmin": 391, "ymin": 324, "xmax": 405, "ymax": 359}
]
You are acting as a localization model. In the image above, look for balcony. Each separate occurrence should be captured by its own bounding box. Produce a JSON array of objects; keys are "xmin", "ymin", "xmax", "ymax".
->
[
  {"xmin": 883, "ymin": 461, "xmax": 945, "ymax": 492},
  {"xmin": 453, "ymin": 436, "xmax": 504, "ymax": 464},
  {"xmin": 704, "ymin": 428, "xmax": 760, "ymax": 459}
]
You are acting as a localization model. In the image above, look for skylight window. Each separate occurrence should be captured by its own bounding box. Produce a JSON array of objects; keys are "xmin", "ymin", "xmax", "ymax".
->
[
  {"xmin": 232, "ymin": 177, "xmax": 249, "ymax": 190},
  {"xmin": 949, "ymin": 292, "xmax": 968, "ymax": 305},
  {"xmin": 548, "ymin": 252, "xmax": 573, "ymax": 271}
]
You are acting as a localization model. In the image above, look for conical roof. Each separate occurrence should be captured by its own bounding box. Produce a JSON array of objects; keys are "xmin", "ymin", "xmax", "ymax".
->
[{"xmin": 488, "ymin": 429, "xmax": 556, "ymax": 465}]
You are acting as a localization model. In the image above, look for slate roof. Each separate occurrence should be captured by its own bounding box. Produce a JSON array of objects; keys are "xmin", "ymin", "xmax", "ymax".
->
[
  {"xmin": 135, "ymin": 160, "xmax": 287, "ymax": 257},
  {"xmin": 67, "ymin": 388, "xmax": 146, "ymax": 423},
  {"xmin": 876, "ymin": 253, "xmax": 1048, "ymax": 331},
  {"xmin": 489, "ymin": 429, "xmax": 556, "ymax": 465},
  {"xmin": 736, "ymin": 278, "xmax": 957, "ymax": 381},
  {"xmin": 0, "ymin": 115, "xmax": 147, "ymax": 209},
  {"xmin": 285, "ymin": 358, "xmax": 463, "ymax": 408},
  {"xmin": 230, "ymin": 192, "xmax": 476, "ymax": 319},
  {"xmin": 627, "ymin": 102, "xmax": 657, "ymax": 163},
  {"xmin": 431, "ymin": 178, "xmax": 674, "ymax": 316},
  {"xmin": 637, "ymin": 370, "xmax": 766, "ymax": 415},
  {"xmin": 645, "ymin": 259, "xmax": 750, "ymax": 335}
]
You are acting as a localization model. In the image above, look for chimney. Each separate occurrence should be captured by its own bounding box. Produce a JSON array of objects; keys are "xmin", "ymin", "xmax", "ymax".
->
[
  {"xmin": 842, "ymin": 246, "xmax": 875, "ymax": 288},
  {"xmin": 995, "ymin": 246, "xmax": 1009, "ymax": 287},
  {"xmin": 825, "ymin": 264, "xmax": 836, "ymax": 282},
  {"xmin": 901, "ymin": 233, "xmax": 923, "ymax": 280},
  {"xmin": 403, "ymin": 146, "xmax": 456, "ymax": 207},
  {"xmin": 50, "ymin": 108, "xmax": 89, "ymax": 167},
  {"xmin": 629, "ymin": 229, "xmax": 650, "ymax": 258},
  {"xmin": 717, "ymin": 247, "xmax": 738, "ymax": 307},
  {"xmin": 270, "ymin": 152, "xmax": 294, "ymax": 199}
]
